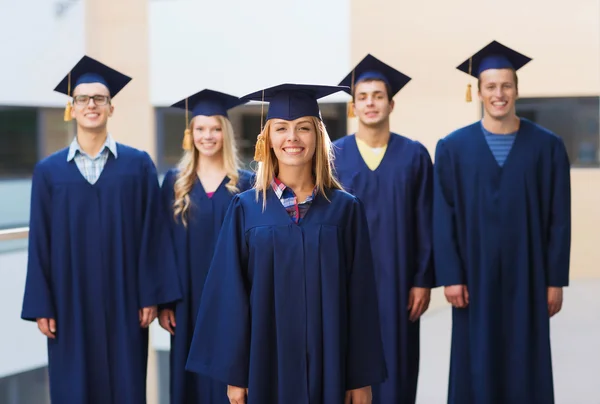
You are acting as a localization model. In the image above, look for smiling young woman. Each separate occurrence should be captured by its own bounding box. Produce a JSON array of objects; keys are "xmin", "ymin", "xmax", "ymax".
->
[
  {"xmin": 185, "ymin": 83, "xmax": 388, "ymax": 404},
  {"xmin": 157, "ymin": 89, "xmax": 254, "ymax": 404}
]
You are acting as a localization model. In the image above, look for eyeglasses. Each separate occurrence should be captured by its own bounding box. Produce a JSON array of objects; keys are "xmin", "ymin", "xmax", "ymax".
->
[{"xmin": 73, "ymin": 95, "xmax": 111, "ymax": 106}]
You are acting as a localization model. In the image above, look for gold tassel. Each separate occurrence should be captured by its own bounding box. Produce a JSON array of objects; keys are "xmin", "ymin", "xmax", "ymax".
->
[
  {"xmin": 254, "ymin": 134, "xmax": 265, "ymax": 162},
  {"xmin": 182, "ymin": 128, "xmax": 193, "ymax": 150},
  {"xmin": 64, "ymin": 101, "xmax": 73, "ymax": 122},
  {"xmin": 347, "ymin": 101, "xmax": 355, "ymax": 117},
  {"xmin": 182, "ymin": 98, "xmax": 193, "ymax": 150},
  {"xmin": 465, "ymin": 57, "xmax": 473, "ymax": 103},
  {"xmin": 348, "ymin": 68, "xmax": 356, "ymax": 117},
  {"xmin": 64, "ymin": 72, "xmax": 73, "ymax": 121},
  {"xmin": 254, "ymin": 90, "xmax": 266, "ymax": 161}
]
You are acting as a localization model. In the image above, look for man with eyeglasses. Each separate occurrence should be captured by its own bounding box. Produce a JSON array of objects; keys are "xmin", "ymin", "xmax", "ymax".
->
[{"xmin": 21, "ymin": 55, "xmax": 181, "ymax": 404}]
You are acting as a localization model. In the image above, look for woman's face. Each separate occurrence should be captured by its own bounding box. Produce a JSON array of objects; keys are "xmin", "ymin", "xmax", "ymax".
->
[
  {"xmin": 192, "ymin": 115, "xmax": 224, "ymax": 158},
  {"xmin": 269, "ymin": 117, "xmax": 317, "ymax": 169}
]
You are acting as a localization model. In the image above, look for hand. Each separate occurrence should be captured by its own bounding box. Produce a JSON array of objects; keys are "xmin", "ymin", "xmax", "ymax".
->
[
  {"xmin": 37, "ymin": 318, "xmax": 56, "ymax": 339},
  {"xmin": 139, "ymin": 306, "xmax": 157, "ymax": 328},
  {"xmin": 345, "ymin": 386, "xmax": 372, "ymax": 404},
  {"xmin": 407, "ymin": 287, "xmax": 431, "ymax": 322},
  {"xmin": 227, "ymin": 385, "xmax": 248, "ymax": 404},
  {"xmin": 547, "ymin": 287, "xmax": 563, "ymax": 317},
  {"xmin": 158, "ymin": 309, "xmax": 176, "ymax": 335},
  {"xmin": 445, "ymin": 285, "xmax": 469, "ymax": 308}
]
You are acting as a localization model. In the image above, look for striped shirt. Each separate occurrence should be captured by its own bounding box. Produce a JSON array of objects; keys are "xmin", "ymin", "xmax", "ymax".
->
[
  {"xmin": 67, "ymin": 134, "xmax": 118, "ymax": 184},
  {"xmin": 481, "ymin": 121, "xmax": 517, "ymax": 167},
  {"xmin": 271, "ymin": 177, "xmax": 317, "ymax": 224}
]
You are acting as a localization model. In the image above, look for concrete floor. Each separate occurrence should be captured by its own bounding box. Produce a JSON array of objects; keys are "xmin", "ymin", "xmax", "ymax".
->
[{"xmin": 416, "ymin": 278, "xmax": 600, "ymax": 404}]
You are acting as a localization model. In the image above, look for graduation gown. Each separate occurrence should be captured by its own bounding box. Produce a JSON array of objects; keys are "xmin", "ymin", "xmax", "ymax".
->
[
  {"xmin": 332, "ymin": 133, "xmax": 434, "ymax": 403},
  {"xmin": 160, "ymin": 168, "xmax": 254, "ymax": 404},
  {"xmin": 21, "ymin": 145, "xmax": 182, "ymax": 404},
  {"xmin": 433, "ymin": 118, "xmax": 571, "ymax": 404},
  {"xmin": 186, "ymin": 188, "xmax": 387, "ymax": 404}
]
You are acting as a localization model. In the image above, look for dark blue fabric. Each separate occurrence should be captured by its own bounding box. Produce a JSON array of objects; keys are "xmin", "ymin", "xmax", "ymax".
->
[
  {"xmin": 333, "ymin": 133, "xmax": 435, "ymax": 403},
  {"xmin": 21, "ymin": 144, "xmax": 182, "ymax": 404},
  {"xmin": 54, "ymin": 55, "xmax": 131, "ymax": 97},
  {"xmin": 241, "ymin": 84, "xmax": 347, "ymax": 121},
  {"xmin": 161, "ymin": 169, "xmax": 254, "ymax": 404},
  {"xmin": 456, "ymin": 40, "xmax": 532, "ymax": 78},
  {"xmin": 338, "ymin": 54, "xmax": 412, "ymax": 97},
  {"xmin": 433, "ymin": 118, "xmax": 571, "ymax": 404},
  {"xmin": 170, "ymin": 89, "xmax": 247, "ymax": 118},
  {"xmin": 186, "ymin": 188, "xmax": 387, "ymax": 403}
]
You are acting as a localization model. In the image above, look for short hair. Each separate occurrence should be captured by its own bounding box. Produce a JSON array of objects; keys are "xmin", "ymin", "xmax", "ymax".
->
[
  {"xmin": 352, "ymin": 78, "xmax": 393, "ymax": 102},
  {"xmin": 477, "ymin": 69, "xmax": 519, "ymax": 91}
]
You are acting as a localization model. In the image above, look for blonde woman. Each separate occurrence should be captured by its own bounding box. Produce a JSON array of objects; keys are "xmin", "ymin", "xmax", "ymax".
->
[
  {"xmin": 186, "ymin": 84, "xmax": 387, "ymax": 404},
  {"xmin": 158, "ymin": 89, "xmax": 253, "ymax": 404}
]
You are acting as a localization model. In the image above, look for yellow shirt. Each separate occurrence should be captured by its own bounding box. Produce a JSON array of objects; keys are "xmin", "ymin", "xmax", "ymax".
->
[{"xmin": 355, "ymin": 136, "xmax": 388, "ymax": 171}]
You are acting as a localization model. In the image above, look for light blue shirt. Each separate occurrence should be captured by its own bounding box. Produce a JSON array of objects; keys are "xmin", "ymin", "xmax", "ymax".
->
[{"xmin": 67, "ymin": 134, "xmax": 118, "ymax": 184}]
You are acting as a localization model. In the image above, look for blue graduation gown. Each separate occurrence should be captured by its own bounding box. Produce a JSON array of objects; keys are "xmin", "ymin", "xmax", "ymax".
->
[
  {"xmin": 160, "ymin": 168, "xmax": 254, "ymax": 404},
  {"xmin": 332, "ymin": 133, "xmax": 434, "ymax": 403},
  {"xmin": 186, "ymin": 188, "xmax": 387, "ymax": 403},
  {"xmin": 21, "ymin": 145, "xmax": 182, "ymax": 404},
  {"xmin": 433, "ymin": 118, "xmax": 571, "ymax": 404}
]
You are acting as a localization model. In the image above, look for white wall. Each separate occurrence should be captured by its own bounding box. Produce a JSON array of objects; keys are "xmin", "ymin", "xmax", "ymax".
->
[
  {"xmin": 0, "ymin": 0, "xmax": 85, "ymax": 107},
  {"xmin": 149, "ymin": 0, "xmax": 351, "ymax": 106},
  {"xmin": 0, "ymin": 0, "xmax": 351, "ymax": 107}
]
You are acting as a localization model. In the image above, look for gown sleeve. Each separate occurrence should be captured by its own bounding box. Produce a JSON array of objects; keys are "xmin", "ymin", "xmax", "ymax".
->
[
  {"xmin": 157, "ymin": 169, "xmax": 182, "ymax": 311},
  {"xmin": 546, "ymin": 137, "xmax": 571, "ymax": 287},
  {"xmin": 186, "ymin": 195, "xmax": 251, "ymax": 388},
  {"xmin": 137, "ymin": 154, "xmax": 181, "ymax": 308},
  {"xmin": 21, "ymin": 163, "xmax": 55, "ymax": 321},
  {"xmin": 412, "ymin": 144, "xmax": 435, "ymax": 288},
  {"xmin": 345, "ymin": 197, "xmax": 388, "ymax": 390},
  {"xmin": 433, "ymin": 139, "xmax": 465, "ymax": 286}
]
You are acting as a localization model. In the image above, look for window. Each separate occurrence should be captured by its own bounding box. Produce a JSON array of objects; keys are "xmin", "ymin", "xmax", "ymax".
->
[
  {"xmin": 516, "ymin": 97, "xmax": 600, "ymax": 167},
  {"xmin": 39, "ymin": 108, "xmax": 75, "ymax": 157},
  {"xmin": 0, "ymin": 107, "xmax": 38, "ymax": 178},
  {"xmin": 320, "ymin": 102, "xmax": 347, "ymax": 142},
  {"xmin": 155, "ymin": 108, "xmax": 187, "ymax": 172}
]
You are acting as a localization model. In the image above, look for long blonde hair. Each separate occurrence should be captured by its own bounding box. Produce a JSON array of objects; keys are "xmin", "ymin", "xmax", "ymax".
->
[
  {"xmin": 253, "ymin": 116, "xmax": 343, "ymax": 209},
  {"xmin": 173, "ymin": 115, "xmax": 241, "ymax": 226}
]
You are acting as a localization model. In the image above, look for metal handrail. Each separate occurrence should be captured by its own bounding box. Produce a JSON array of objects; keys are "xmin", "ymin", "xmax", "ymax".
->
[{"xmin": 0, "ymin": 227, "xmax": 29, "ymax": 241}]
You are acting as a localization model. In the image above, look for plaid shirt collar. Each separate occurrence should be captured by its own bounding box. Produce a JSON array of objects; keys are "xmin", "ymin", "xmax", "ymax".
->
[
  {"xmin": 67, "ymin": 133, "xmax": 118, "ymax": 162},
  {"xmin": 270, "ymin": 177, "xmax": 318, "ymax": 202}
]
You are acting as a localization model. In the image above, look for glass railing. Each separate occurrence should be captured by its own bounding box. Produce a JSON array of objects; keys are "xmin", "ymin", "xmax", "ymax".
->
[
  {"xmin": 0, "ymin": 227, "xmax": 28, "ymax": 254},
  {"xmin": 0, "ymin": 179, "xmax": 31, "ymax": 230},
  {"xmin": 0, "ymin": 227, "xmax": 51, "ymax": 404}
]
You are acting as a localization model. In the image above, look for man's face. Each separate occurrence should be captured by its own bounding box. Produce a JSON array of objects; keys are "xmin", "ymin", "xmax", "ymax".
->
[
  {"xmin": 71, "ymin": 82, "xmax": 113, "ymax": 130},
  {"xmin": 352, "ymin": 80, "xmax": 394, "ymax": 127},
  {"xmin": 478, "ymin": 68, "xmax": 518, "ymax": 121}
]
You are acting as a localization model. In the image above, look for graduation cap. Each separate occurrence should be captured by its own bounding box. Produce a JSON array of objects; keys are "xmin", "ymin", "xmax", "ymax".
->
[
  {"xmin": 338, "ymin": 54, "xmax": 412, "ymax": 117},
  {"xmin": 240, "ymin": 83, "xmax": 348, "ymax": 161},
  {"xmin": 457, "ymin": 40, "xmax": 532, "ymax": 102},
  {"xmin": 54, "ymin": 55, "xmax": 132, "ymax": 121},
  {"xmin": 171, "ymin": 89, "xmax": 247, "ymax": 150}
]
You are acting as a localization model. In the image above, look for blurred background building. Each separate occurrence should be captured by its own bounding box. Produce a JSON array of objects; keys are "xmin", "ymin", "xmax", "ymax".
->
[{"xmin": 1, "ymin": 0, "xmax": 598, "ymax": 402}]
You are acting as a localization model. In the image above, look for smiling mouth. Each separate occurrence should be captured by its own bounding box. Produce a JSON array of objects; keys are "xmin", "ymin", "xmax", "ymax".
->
[
  {"xmin": 492, "ymin": 101, "xmax": 507, "ymax": 107},
  {"xmin": 283, "ymin": 147, "xmax": 304, "ymax": 155},
  {"xmin": 85, "ymin": 113, "xmax": 100, "ymax": 118},
  {"xmin": 201, "ymin": 142, "xmax": 217, "ymax": 147}
]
